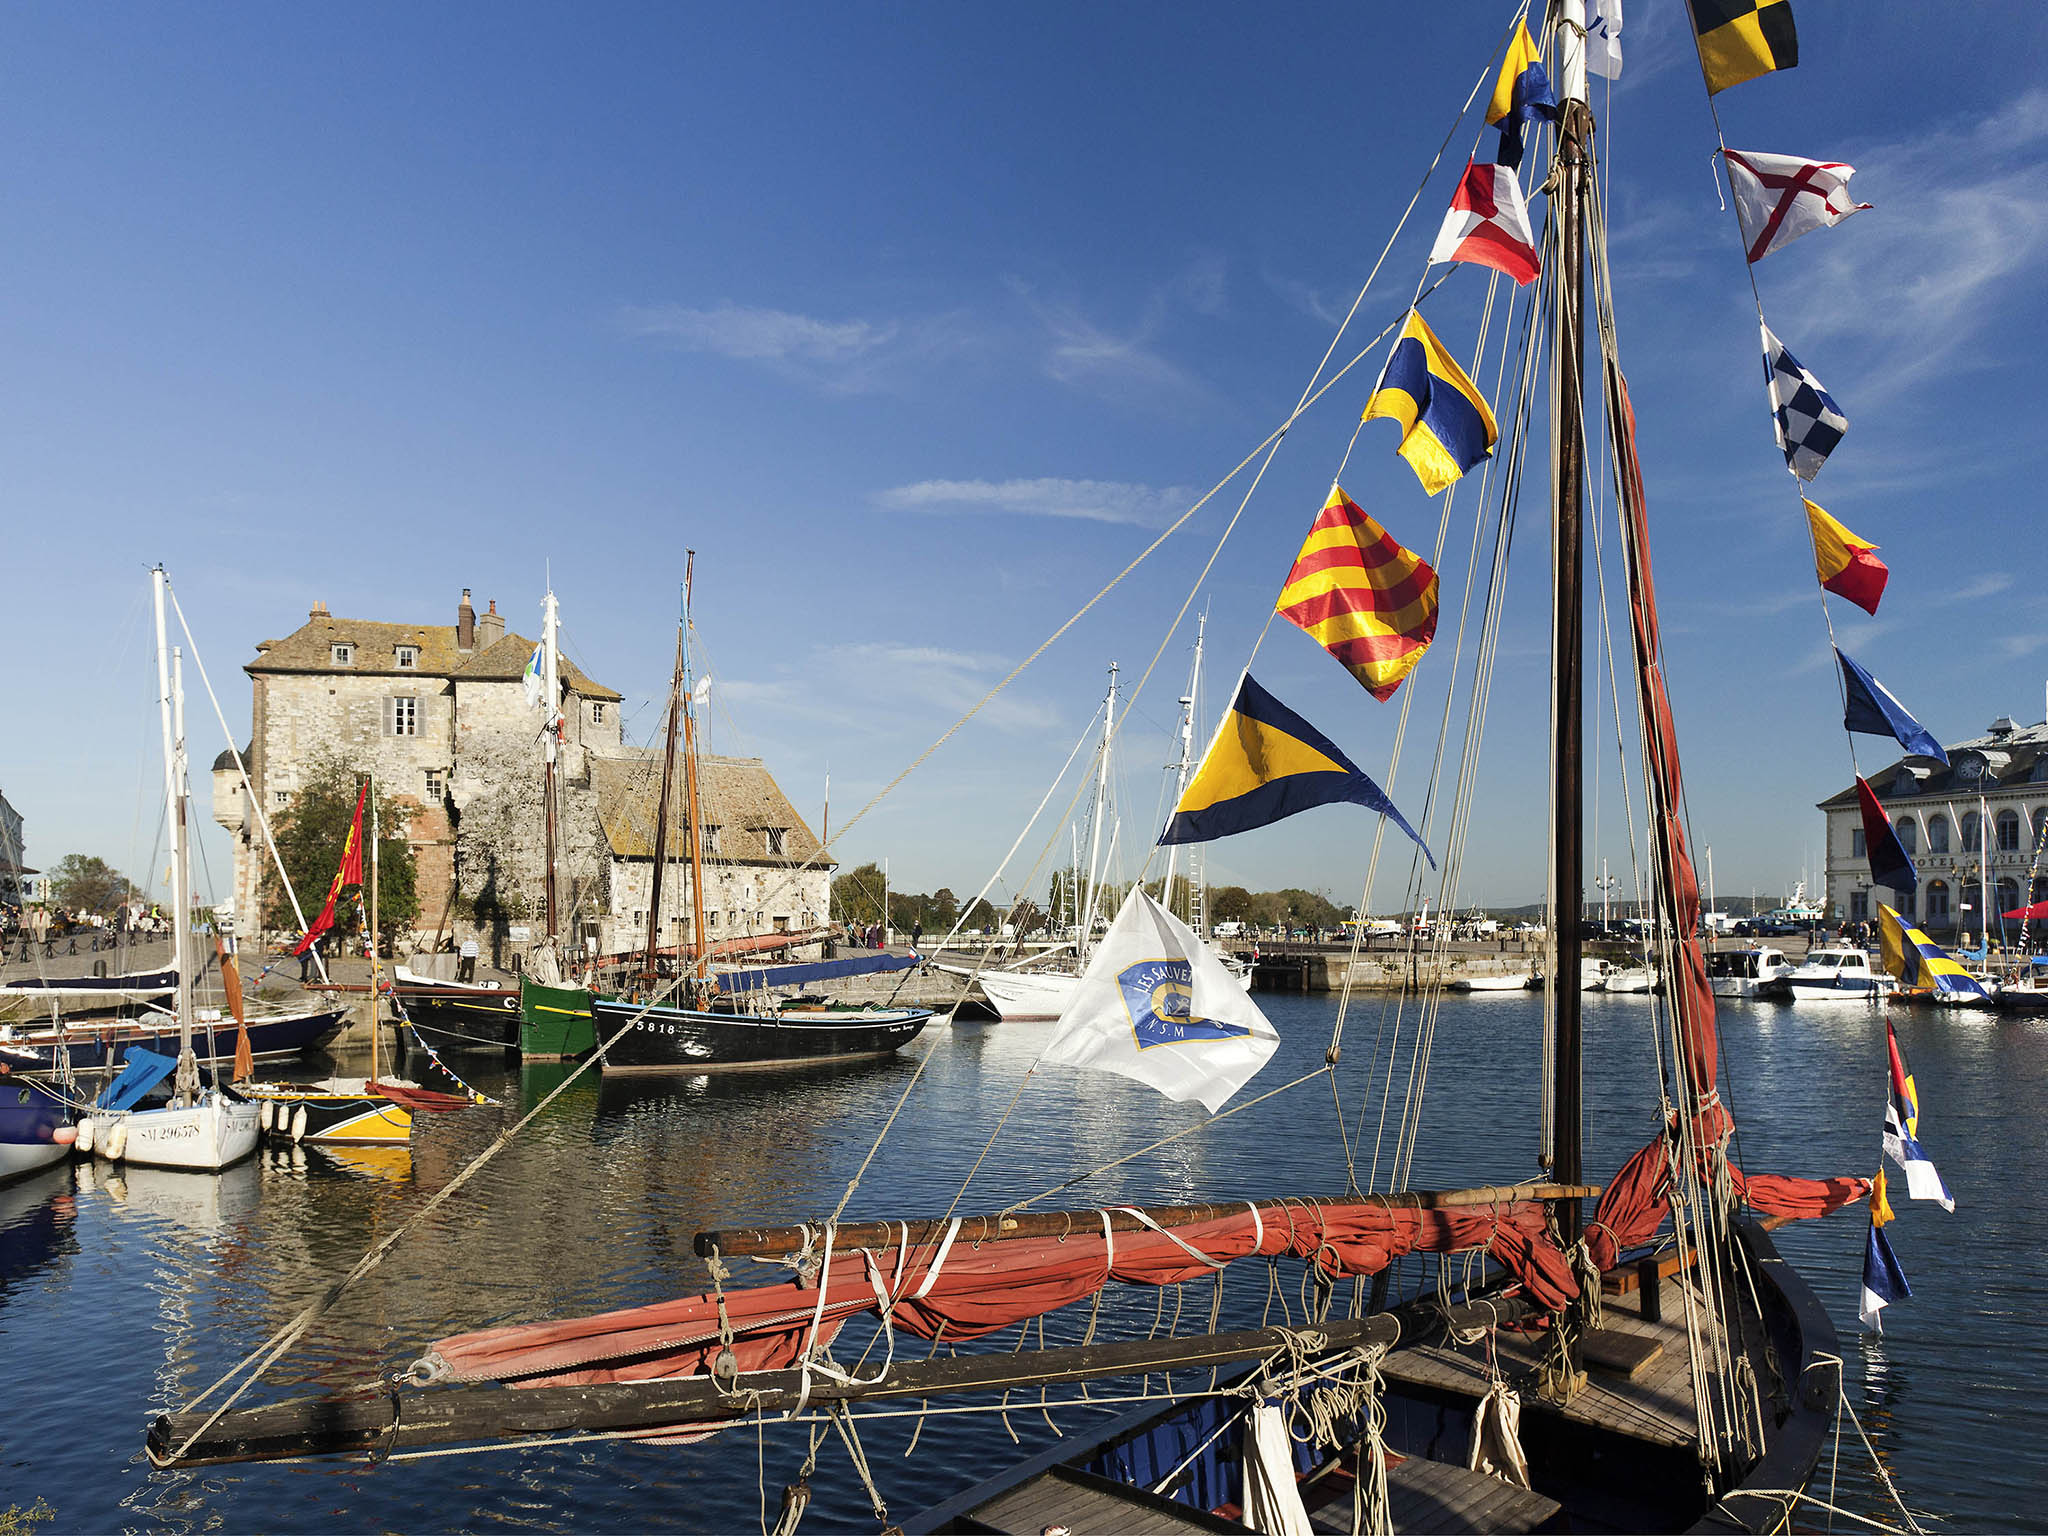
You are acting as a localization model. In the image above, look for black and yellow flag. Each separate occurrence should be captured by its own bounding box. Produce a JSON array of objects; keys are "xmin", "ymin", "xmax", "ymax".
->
[{"xmin": 1691, "ymin": 0, "xmax": 1797, "ymax": 95}]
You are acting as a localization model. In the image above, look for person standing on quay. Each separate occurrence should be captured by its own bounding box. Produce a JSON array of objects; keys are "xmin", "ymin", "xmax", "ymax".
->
[{"xmin": 459, "ymin": 935, "xmax": 480, "ymax": 983}]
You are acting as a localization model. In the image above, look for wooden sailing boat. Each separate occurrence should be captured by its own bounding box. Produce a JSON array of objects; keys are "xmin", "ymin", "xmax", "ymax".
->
[
  {"xmin": 596, "ymin": 554, "xmax": 934, "ymax": 1073},
  {"xmin": 146, "ymin": 10, "xmax": 1880, "ymax": 1527}
]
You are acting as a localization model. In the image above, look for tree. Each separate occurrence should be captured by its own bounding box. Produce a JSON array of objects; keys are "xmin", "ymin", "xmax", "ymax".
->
[
  {"xmin": 46, "ymin": 855, "xmax": 139, "ymax": 914},
  {"xmin": 1209, "ymin": 885, "xmax": 1255, "ymax": 924},
  {"xmin": 1006, "ymin": 897, "xmax": 1044, "ymax": 938},
  {"xmin": 927, "ymin": 888, "xmax": 961, "ymax": 933},
  {"xmin": 264, "ymin": 758, "xmax": 418, "ymax": 941},
  {"xmin": 831, "ymin": 862, "xmax": 886, "ymax": 927}
]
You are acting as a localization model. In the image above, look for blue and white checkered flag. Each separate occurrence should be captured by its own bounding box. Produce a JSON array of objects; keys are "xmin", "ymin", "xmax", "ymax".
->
[{"xmin": 1763, "ymin": 322, "xmax": 1848, "ymax": 482}]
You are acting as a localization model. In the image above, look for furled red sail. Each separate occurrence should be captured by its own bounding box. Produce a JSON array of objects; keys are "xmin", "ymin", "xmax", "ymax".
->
[
  {"xmin": 425, "ymin": 1199, "xmax": 1578, "ymax": 1389},
  {"xmin": 1587, "ymin": 369, "xmax": 1866, "ymax": 1269}
]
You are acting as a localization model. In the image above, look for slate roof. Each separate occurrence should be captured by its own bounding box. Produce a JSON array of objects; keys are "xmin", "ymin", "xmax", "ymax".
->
[
  {"xmin": 591, "ymin": 751, "xmax": 831, "ymax": 868},
  {"xmin": 248, "ymin": 614, "xmax": 620, "ymax": 700},
  {"xmin": 1818, "ymin": 718, "xmax": 2048, "ymax": 809}
]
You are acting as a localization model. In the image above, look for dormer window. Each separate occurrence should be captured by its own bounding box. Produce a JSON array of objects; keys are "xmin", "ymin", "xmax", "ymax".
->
[
  {"xmin": 592, "ymin": 702, "xmax": 606, "ymax": 724},
  {"xmin": 396, "ymin": 645, "xmax": 419, "ymax": 670},
  {"xmin": 701, "ymin": 824, "xmax": 721, "ymax": 855},
  {"xmin": 765, "ymin": 827, "xmax": 787, "ymax": 856},
  {"xmin": 331, "ymin": 644, "xmax": 354, "ymax": 666}
]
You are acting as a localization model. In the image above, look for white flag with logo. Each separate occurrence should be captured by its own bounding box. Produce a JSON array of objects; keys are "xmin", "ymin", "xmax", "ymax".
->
[
  {"xmin": 522, "ymin": 644, "xmax": 545, "ymax": 710},
  {"xmin": 1586, "ymin": 0, "xmax": 1622, "ymax": 78},
  {"xmin": 1041, "ymin": 887, "xmax": 1278, "ymax": 1113}
]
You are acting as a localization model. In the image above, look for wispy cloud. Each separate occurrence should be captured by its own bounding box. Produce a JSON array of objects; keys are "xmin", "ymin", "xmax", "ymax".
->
[
  {"xmin": 1006, "ymin": 254, "xmax": 1227, "ymax": 399},
  {"xmin": 723, "ymin": 643, "xmax": 1060, "ymax": 737},
  {"xmin": 873, "ymin": 476, "xmax": 1193, "ymax": 527},
  {"xmin": 618, "ymin": 300, "xmax": 976, "ymax": 393},
  {"xmin": 1949, "ymin": 573, "xmax": 2015, "ymax": 603}
]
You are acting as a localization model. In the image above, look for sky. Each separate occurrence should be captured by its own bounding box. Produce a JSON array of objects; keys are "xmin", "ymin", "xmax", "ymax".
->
[{"xmin": 4, "ymin": 2, "xmax": 2045, "ymax": 920}]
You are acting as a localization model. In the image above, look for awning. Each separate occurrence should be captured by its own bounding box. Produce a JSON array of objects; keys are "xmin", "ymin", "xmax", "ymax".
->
[{"xmin": 714, "ymin": 951, "xmax": 922, "ymax": 995}]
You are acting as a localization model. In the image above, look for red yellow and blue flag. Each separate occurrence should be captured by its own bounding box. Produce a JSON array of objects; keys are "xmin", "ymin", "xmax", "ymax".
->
[
  {"xmin": 1362, "ymin": 311, "xmax": 1499, "ymax": 496},
  {"xmin": 1881, "ymin": 1016, "xmax": 1955, "ymax": 1209}
]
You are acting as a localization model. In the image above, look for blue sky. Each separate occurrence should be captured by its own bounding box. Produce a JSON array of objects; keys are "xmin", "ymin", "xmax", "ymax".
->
[{"xmin": 5, "ymin": 3, "xmax": 2045, "ymax": 918}]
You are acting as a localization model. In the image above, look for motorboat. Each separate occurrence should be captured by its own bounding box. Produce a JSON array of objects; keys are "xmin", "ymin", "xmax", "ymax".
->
[
  {"xmin": 1708, "ymin": 946, "xmax": 1794, "ymax": 1000},
  {"xmin": 1783, "ymin": 946, "xmax": 1883, "ymax": 1003},
  {"xmin": 1448, "ymin": 970, "xmax": 1536, "ymax": 992}
]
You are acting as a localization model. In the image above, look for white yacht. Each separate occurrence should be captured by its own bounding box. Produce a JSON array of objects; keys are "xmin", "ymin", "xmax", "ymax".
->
[
  {"xmin": 1783, "ymin": 946, "xmax": 1884, "ymax": 1003},
  {"xmin": 1707, "ymin": 946, "xmax": 1794, "ymax": 1000}
]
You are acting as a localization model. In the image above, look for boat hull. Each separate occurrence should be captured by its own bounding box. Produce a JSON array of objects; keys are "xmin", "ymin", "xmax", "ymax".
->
[
  {"xmin": 519, "ymin": 978, "xmax": 597, "ymax": 1060},
  {"xmin": 84, "ymin": 1095, "xmax": 259, "ymax": 1172},
  {"xmin": 247, "ymin": 1087, "xmax": 412, "ymax": 1146},
  {"xmin": 396, "ymin": 978, "xmax": 521, "ymax": 1055},
  {"xmin": 0, "ymin": 1079, "xmax": 72, "ymax": 1182},
  {"xmin": 0, "ymin": 1005, "xmax": 345, "ymax": 1072},
  {"xmin": 1784, "ymin": 977, "xmax": 1882, "ymax": 1002},
  {"xmin": 594, "ymin": 998, "xmax": 933, "ymax": 1072}
]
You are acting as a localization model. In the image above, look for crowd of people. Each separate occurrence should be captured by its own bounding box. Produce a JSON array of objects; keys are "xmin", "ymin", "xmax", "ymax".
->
[{"xmin": 1, "ymin": 902, "xmax": 169, "ymax": 961}]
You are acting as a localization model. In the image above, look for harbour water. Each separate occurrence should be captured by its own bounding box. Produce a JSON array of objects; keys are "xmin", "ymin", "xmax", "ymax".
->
[{"xmin": 2, "ymin": 992, "xmax": 2041, "ymax": 1530}]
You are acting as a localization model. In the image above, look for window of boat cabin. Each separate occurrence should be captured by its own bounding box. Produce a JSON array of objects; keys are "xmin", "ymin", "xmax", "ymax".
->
[
  {"xmin": 387, "ymin": 696, "xmax": 419, "ymax": 737},
  {"xmin": 395, "ymin": 645, "xmax": 419, "ymax": 670},
  {"xmin": 1926, "ymin": 881, "xmax": 1950, "ymax": 921},
  {"xmin": 424, "ymin": 768, "xmax": 444, "ymax": 802},
  {"xmin": 1849, "ymin": 890, "xmax": 1869, "ymax": 921},
  {"xmin": 1850, "ymin": 828, "xmax": 1866, "ymax": 857},
  {"xmin": 1896, "ymin": 816, "xmax": 1917, "ymax": 854},
  {"xmin": 331, "ymin": 643, "xmax": 354, "ymax": 666},
  {"xmin": 765, "ymin": 827, "xmax": 787, "ymax": 856},
  {"xmin": 1927, "ymin": 814, "xmax": 1950, "ymax": 853},
  {"xmin": 1961, "ymin": 811, "xmax": 1982, "ymax": 852},
  {"xmin": 1997, "ymin": 809, "xmax": 2022, "ymax": 851}
]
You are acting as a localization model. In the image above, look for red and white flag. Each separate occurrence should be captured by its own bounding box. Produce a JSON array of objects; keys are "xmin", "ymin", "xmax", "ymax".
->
[
  {"xmin": 1429, "ymin": 161, "xmax": 1539, "ymax": 286},
  {"xmin": 1723, "ymin": 150, "xmax": 1871, "ymax": 264}
]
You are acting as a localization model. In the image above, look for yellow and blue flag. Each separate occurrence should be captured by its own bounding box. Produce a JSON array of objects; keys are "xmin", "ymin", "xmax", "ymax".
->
[
  {"xmin": 1876, "ymin": 903, "xmax": 1988, "ymax": 1006},
  {"xmin": 1362, "ymin": 310, "xmax": 1499, "ymax": 496},
  {"xmin": 1158, "ymin": 674, "xmax": 1431, "ymax": 865},
  {"xmin": 1859, "ymin": 1183, "xmax": 1910, "ymax": 1331},
  {"xmin": 1487, "ymin": 20, "xmax": 1557, "ymax": 169}
]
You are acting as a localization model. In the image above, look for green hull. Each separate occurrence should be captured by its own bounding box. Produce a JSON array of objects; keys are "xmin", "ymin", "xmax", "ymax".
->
[{"xmin": 519, "ymin": 977, "xmax": 597, "ymax": 1059}]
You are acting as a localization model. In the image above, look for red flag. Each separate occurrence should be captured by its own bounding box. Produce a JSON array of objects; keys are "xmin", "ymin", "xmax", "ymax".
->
[
  {"xmin": 295, "ymin": 780, "xmax": 367, "ymax": 957},
  {"xmin": 1806, "ymin": 500, "xmax": 1887, "ymax": 616},
  {"xmin": 1428, "ymin": 160, "xmax": 1540, "ymax": 286}
]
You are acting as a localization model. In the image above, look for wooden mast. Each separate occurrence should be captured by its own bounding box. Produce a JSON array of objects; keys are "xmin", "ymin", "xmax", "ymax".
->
[
  {"xmin": 1547, "ymin": 0, "xmax": 1590, "ymax": 1243},
  {"xmin": 644, "ymin": 596, "xmax": 686, "ymax": 989},
  {"xmin": 679, "ymin": 551, "xmax": 711, "ymax": 990},
  {"xmin": 369, "ymin": 773, "xmax": 381, "ymax": 1083},
  {"xmin": 541, "ymin": 590, "xmax": 561, "ymax": 946}
]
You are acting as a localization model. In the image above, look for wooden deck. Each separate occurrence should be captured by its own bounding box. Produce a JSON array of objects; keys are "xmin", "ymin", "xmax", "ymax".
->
[
  {"xmin": 1306, "ymin": 1458, "xmax": 1565, "ymax": 1534},
  {"xmin": 1381, "ymin": 1271, "xmax": 1752, "ymax": 1451}
]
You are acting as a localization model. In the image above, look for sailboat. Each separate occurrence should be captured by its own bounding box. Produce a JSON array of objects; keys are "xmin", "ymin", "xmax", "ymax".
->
[
  {"xmin": 80, "ymin": 570, "xmax": 259, "ymax": 1173},
  {"xmin": 595, "ymin": 555, "xmax": 934, "ymax": 1073},
  {"xmin": 147, "ymin": 10, "xmax": 1886, "ymax": 1527}
]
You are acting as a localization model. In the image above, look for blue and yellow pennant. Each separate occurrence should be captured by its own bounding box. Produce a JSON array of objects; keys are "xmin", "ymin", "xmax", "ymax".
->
[
  {"xmin": 1158, "ymin": 674, "xmax": 1432, "ymax": 865},
  {"xmin": 1362, "ymin": 310, "xmax": 1499, "ymax": 496}
]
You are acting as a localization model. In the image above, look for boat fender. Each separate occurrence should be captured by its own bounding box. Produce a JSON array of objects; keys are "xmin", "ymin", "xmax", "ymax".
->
[
  {"xmin": 290, "ymin": 1105, "xmax": 308, "ymax": 1143},
  {"xmin": 105, "ymin": 1121, "xmax": 128, "ymax": 1162},
  {"xmin": 75, "ymin": 1118, "xmax": 95, "ymax": 1155},
  {"xmin": 53, "ymin": 1124, "xmax": 77, "ymax": 1146},
  {"xmin": 259, "ymin": 1099, "xmax": 274, "ymax": 1133}
]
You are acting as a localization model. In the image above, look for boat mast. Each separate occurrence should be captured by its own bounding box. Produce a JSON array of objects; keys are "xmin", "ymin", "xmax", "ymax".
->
[
  {"xmin": 1080, "ymin": 663, "xmax": 1117, "ymax": 960},
  {"xmin": 542, "ymin": 588, "xmax": 561, "ymax": 943},
  {"xmin": 679, "ymin": 552, "xmax": 711, "ymax": 988},
  {"xmin": 1546, "ymin": 0, "xmax": 1590, "ymax": 1234},
  {"xmin": 1161, "ymin": 616, "xmax": 1206, "ymax": 922},
  {"xmin": 152, "ymin": 569, "xmax": 198, "ymax": 1108},
  {"xmin": 369, "ymin": 772, "xmax": 382, "ymax": 1083},
  {"xmin": 645, "ymin": 592, "xmax": 686, "ymax": 986}
]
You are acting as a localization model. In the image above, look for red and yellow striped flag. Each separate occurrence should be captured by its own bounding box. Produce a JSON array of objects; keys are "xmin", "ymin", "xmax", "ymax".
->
[
  {"xmin": 1806, "ymin": 498, "xmax": 1887, "ymax": 616},
  {"xmin": 1276, "ymin": 486, "xmax": 1439, "ymax": 702}
]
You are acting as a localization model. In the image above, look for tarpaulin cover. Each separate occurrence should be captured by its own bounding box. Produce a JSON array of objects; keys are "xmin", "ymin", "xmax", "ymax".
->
[
  {"xmin": 714, "ymin": 951, "xmax": 922, "ymax": 994},
  {"xmin": 427, "ymin": 1199, "xmax": 1577, "ymax": 1388},
  {"xmin": 1589, "ymin": 370, "xmax": 1866, "ymax": 1270}
]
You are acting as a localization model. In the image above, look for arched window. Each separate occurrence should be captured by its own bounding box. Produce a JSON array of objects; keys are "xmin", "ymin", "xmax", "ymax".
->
[
  {"xmin": 1898, "ymin": 886, "xmax": 1916, "ymax": 919},
  {"xmin": 1926, "ymin": 880, "xmax": 1950, "ymax": 922},
  {"xmin": 1928, "ymin": 815, "xmax": 1950, "ymax": 854},
  {"xmin": 1961, "ymin": 811, "xmax": 1982, "ymax": 852},
  {"xmin": 1998, "ymin": 809, "xmax": 2022, "ymax": 851},
  {"xmin": 1896, "ymin": 817, "xmax": 1918, "ymax": 855}
]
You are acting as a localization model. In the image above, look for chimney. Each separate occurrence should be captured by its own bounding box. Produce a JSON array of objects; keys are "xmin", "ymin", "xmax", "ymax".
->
[
  {"xmin": 477, "ymin": 598, "xmax": 506, "ymax": 649},
  {"xmin": 309, "ymin": 600, "xmax": 329, "ymax": 619},
  {"xmin": 457, "ymin": 588, "xmax": 476, "ymax": 651}
]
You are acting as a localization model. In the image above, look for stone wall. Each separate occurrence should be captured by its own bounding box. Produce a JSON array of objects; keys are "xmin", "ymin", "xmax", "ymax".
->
[{"xmin": 600, "ymin": 856, "xmax": 829, "ymax": 958}]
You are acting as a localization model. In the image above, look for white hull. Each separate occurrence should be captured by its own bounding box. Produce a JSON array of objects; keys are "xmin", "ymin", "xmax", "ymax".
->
[
  {"xmin": 1602, "ymin": 968, "xmax": 1657, "ymax": 994},
  {"xmin": 1449, "ymin": 973, "xmax": 1535, "ymax": 992},
  {"xmin": 0, "ymin": 1141, "xmax": 70, "ymax": 1180},
  {"xmin": 84, "ymin": 1094, "xmax": 260, "ymax": 1171}
]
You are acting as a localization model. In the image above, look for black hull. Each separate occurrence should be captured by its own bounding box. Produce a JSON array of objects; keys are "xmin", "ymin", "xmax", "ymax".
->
[
  {"xmin": 0, "ymin": 1007, "xmax": 346, "ymax": 1072},
  {"xmin": 397, "ymin": 983, "xmax": 521, "ymax": 1056},
  {"xmin": 594, "ymin": 999, "xmax": 933, "ymax": 1073}
]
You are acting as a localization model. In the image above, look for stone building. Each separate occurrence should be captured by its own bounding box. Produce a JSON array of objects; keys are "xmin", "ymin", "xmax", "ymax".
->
[
  {"xmin": 212, "ymin": 589, "xmax": 622, "ymax": 944},
  {"xmin": 212, "ymin": 589, "xmax": 833, "ymax": 963},
  {"xmin": 0, "ymin": 788, "xmax": 33, "ymax": 904},
  {"xmin": 589, "ymin": 752, "xmax": 833, "ymax": 959},
  {"xmin": 1819, "ymin": 712, "xmax": 2048, "ymax": 939}
]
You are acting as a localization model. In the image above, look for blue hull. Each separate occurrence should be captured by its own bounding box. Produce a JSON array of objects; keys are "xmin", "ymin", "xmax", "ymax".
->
[
  {"xmin": 0, "ymin": 1078, "xmax": 72, "ymax": 1183},
  {"xmin": 0, "ymin": 1007, "xmax": 347, "ymax": 1072}
]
